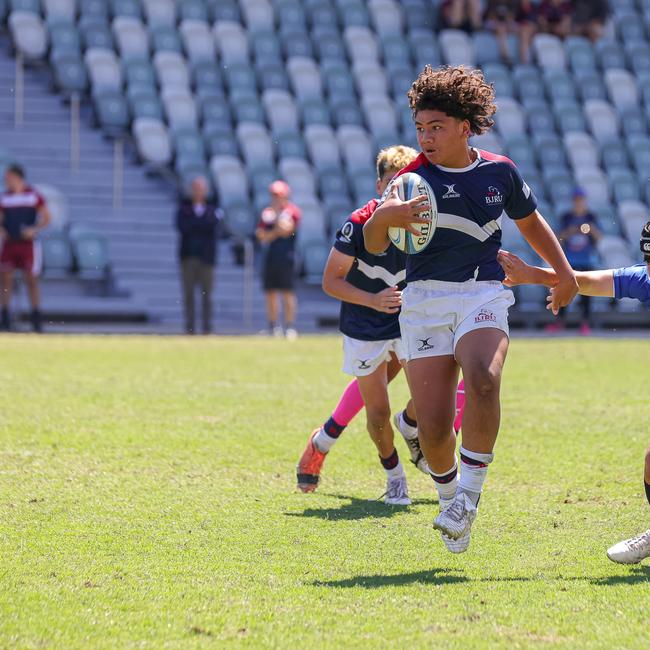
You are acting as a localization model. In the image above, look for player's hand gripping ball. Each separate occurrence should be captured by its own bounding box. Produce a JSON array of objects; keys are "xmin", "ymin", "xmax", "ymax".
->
[{"xmin": 387, "ymin": 173, "xmax": 437, "ymax": 254}]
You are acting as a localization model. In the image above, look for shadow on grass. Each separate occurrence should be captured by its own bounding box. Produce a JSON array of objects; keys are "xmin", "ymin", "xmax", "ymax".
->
[
  {"xmin": 285, "ymin": 493, "xmax": 438, "ymax": 521},
  {"xmin": 313, "ymin": 568, "xmax": 468, "ymax": 588},
  {"xmin": 590, "ymin": 565, "xmax": 650, "ymax": 585},
  {"xmin": 312, "ymin": 567, "xmax": 650, "ymax": 590}
]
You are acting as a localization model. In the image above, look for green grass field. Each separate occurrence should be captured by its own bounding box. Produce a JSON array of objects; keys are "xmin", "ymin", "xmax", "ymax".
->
[{"xmin": 1, "ymin": 334, "xmax": 648, "ymax": 649}]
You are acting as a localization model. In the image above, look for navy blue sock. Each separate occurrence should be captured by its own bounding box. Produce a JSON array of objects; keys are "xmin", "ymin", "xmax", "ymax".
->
[
  {"xmin": 402, "ymin": 410, "xmax": 417, "ymax": 428},
  {"xmin": 380, "ymin": 448, "xmax": 399, "ymax": 470},
  {"xmin": 645, "ymin": 481, "xmax": 650, "ymax": 506},
  {"xmin": 323, "ymin": 416, "xmax": 345, "ymax": 438}
]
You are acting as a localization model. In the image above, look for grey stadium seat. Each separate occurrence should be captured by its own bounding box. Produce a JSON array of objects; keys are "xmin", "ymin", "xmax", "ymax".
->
[
  {"xmin": 214, "ymin": 20, "xmax": 250, "ymax": 65},
  {"xmin": 154, "ymin": 51, "xmax": 190, "ymax": 89},
  {"xmin": 494, "ymin": 98, "xmax": 525, "ymax": 137},
  {"xmin": 609, "ymin": 169, "xmax": 640, "ymax": 203},
  {"xmin": 473, "ymin": 30, "xmax": 501, "ymax": 66},
  {"xmin": 262, "ymin": 89, "xmax": 299, "ymax": 135},
  {"xmin": 287, "ymin": 57, "xmax": 323, "ymax": 102},
  {"xmin": 275, "ymin": 132, "xmax": 307, "ymax": 160},
  {"xmin": 112, "ymin": 17, "xmax": 149, "ymax": 60},
  {"xmin": 133, "ymin": 117, "xmax": 172, "ymax": 165},
  {"xmin": 204, "ymin": 126, "xmax": 239, "ymax": 158},
  {"xmin": 161, "ymin": 88, "xmax": 198, "ymax": 129},
  {"xmin": 604, "ymin": 69, "xmax": 639, "ymax": 112},
  {"xmin": 49, "ymin": 23, "xmax": 81, "ymax": 59},
  {"xmin": 344, "ymin": 26, "xmax": 379, "ymax": 63},
  {"xmin": 42, "ymin": 233, "xmax": 73, "ymax": 277},
  {"xmin": 257, "ymin": 63, "xmax": 290, "ymax": 92},
  {"xmin": 353, "ymin": 62, "xmax": 388, "ymax": 98},
  {"xmin": 201, "ymin": 96, "xmax": 232, "ymax": 127},
  {"xmin": 301, "ymin": 100, "xmax": 331, "ymax": 127},
  {"xmin": 94, "ymin": 90, "xmax": 129, "ymax": 136},
  {"xmin": 125, "ymin": 58, "xmax": 156, "ymax": 88},
  {"xmin": 111, "ymin": 0, "xmax": 142, "ymax": 19},
  {"xmin": 305, "ymin": 124, "xmax": 340, "ymax": 171},
  {"xmin": 180, "ymin": 0, "xmax": 208, "ymax": 22},
  {"xmin": 482, "ymin": 63, "xmax": 514, "ymax": 98},
  {"xmin": 85, "ymin": 48, "xmax": 122, "ymax": 93},
  {"xmin": 240, "ymin": 0, "xmax": 275, "ymax": 35},
  {"xmin": 179, "ymin": 20, "xmax": 216, "ymax": 63},
  {"xmin": 208, "ymin": 0, "xmax": 241, "ymax": 22},
  {"xmin": 282, "ymin": 30, "xmax": 313, "ymax": 58},
  {"xmin": 369, "ymin": 0, "xmax": 403, "ymax": 37},
  {"xmin": 143, "ymin": 0, "xmax": 176, "ymax": 27},
  {"xmin": 43, "ymin": 0, "xmax": 76, "ymax": 23},
  {"xmin": 532, "ymin": 33, "xmax": 566, "ymax": 69},
  {"xmin": 439, "ymin": 29, "xmax": 475, "ymax": 67},
  {"xmin": 81, "ymin": 21, "xmax": 113, "ymax": 50},
  {"xmin": 174, "ymin": 128, "xmax": 206, "ymax": 164},
  {"xmin": 9, "ymin": 11, "xmax": 48, "ymax": 60},
  {"xmin": 236, "ymin": 123, "xmax": 274, "ymax": 167},
  {"xmin": 210, "ymin": 155, "xmax": 250, "ymax": 208},
  {"xmin": 564, "ymin": 131, "xmax": 599, "ymax": 170},
  {"xmin": 584, "ymin": 99, "xmax": 620, "ymax": 144},
  {"xmin": 336, "ymin": 125, "xmax": 373, "ymax": 172},
  {"xmin": 151, "ymin": 25, "xmax": 183, "ymax": 54},
  {"xmin": 71, "ymin": 233, "xmax": 110, "ymax": 281},
  {"xmin": 252, "ymin": 31, "xmax": 283, "ymax": 64},
  {"xmin": 129, "ymin": 91, "xmax": 163, "ymax": 120},
  {"xmin": 53, "ymin": 56, "xmax": 88, "ymax": 95},
  {"xmin": 301, "ymin": 238, "xmax": 330, "ymax": 285}
]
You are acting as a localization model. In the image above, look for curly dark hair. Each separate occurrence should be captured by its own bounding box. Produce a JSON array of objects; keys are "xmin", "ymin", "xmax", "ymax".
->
[{"xmin": 407, "ymin": 65, "xmax": 496, "ymax": 135}]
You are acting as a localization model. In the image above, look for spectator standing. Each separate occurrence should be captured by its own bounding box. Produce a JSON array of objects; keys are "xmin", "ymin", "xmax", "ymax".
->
[
  {"xmin": 255, "ymin": 181, "xmax": 301, "ymax": 340},
  {"xmin": 175, "ymin": 176, "xmax": 223, "ymax": 335},
  {"xmin": 483, "ymin": 0, "xmax": 537, "ymax": 64},
  {"xmin": 0, "ymin": 164, "xmax": 51, "ymax": 332},
  {"xmin": 537, "ymin": 0, "xmax": 573, "ymax": 38},
  {"xmin": 572, "ymin": 0, "xmax": 610, "ymax": 42},
  {"xmin": 555, "ymin": 188, "xmax": 602, "ymax": 334}
]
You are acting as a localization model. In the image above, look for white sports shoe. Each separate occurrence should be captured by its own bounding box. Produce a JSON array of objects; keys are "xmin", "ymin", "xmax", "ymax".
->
[
  {"xmin": 272, "ymin": 325, "xmax": 284, "ymax": 338},
  {"xmin": 393, "ymin": 413, "xmax": 430, "ymax": 475},
  {"xmin": 437, "ymin": 497, "xmax": 471, "ymax": 553},
  {"xmin": 433, "ymin": 492, "xmax": 477, "ymax": 540},
  {"xmin": 285, "ymin": 327, "xmax": 298, "ymax": 341},
  {"xmin": 384, "ymin": 475, "xmax": 412, "ymax": 505},
  {"xmin": 607, "ymin": 529, "xmax": 650, "ymax": 564}
]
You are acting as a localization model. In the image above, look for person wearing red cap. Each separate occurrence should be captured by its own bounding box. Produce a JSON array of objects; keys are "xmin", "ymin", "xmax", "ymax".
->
[{"xmin": 255, "ymin": 180, "xmax": 301, "ymax": 339}]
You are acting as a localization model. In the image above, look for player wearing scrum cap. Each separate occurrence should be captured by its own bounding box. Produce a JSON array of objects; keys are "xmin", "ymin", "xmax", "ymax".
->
[
  {"xmin": 364, "ymin": 66, "xmax": 578, "ymax": 552},
  {"xmin": 296, "ymin": 145, "xmax": 466, "ymax": 504},
  {"xmin": 498, "ymin": 223, "xmax": 650, "ymax": 565}
]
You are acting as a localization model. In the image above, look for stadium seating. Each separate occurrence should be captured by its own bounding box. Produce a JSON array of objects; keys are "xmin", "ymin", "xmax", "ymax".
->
[{"xmin": 3, "ymin": 0, "xmax": 650, "ymax": 297}]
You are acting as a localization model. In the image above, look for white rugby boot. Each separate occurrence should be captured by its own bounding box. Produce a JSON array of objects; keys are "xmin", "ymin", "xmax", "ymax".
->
[
  {"xmin": 433, "ymin": 491, "xmax": 477, "ymax": 540},
  {"xmin": 393, "ymin": 412, "xmax": 430, "ymax": 476},
  {"xmin": 437, "ymin": 497, "xmax": 471, "ymax": 554},
  {"xmin": 607, "ymin": 529, "xmax": 650, "ymax": 564},
  {"xmin": 384, "ymin": 474, "xmax": 412, "ymax": 506}
]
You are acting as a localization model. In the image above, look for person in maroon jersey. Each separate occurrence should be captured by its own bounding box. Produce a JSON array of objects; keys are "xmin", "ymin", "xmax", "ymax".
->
[
  {"xmin": 0, "ymin": 164, "xmax": 51, "ymax": 332},
  {"xmin": 255, "ymin": 181, "xmax": 301, "ymax": 339}
]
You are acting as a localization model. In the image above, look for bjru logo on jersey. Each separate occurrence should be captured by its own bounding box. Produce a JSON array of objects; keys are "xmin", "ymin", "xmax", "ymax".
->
[
  {"xmin": 475, "ymin": 309, "xmax": 497, "ymax": 324},
  {"xmin": 484, "ymin": 186, "xmax": 504, "ymax": 205},
  {"xmin": 442, "ymin": 184, "xmax": 460, "ymax": 199}
]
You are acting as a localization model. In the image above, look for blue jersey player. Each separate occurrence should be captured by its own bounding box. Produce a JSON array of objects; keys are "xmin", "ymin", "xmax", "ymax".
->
[
  {"xmin": 364, "ymin": 65, "xmax": 578, "ymax": 553},
  {"xmin": 499, "ymin": 222, "xmax": 650, "ymax": 564}
]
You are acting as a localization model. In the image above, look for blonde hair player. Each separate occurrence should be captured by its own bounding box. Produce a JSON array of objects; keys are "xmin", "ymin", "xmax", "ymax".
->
[{"xmin": 296, "ymin": 145, "xmax": 466, "ymax": 503}]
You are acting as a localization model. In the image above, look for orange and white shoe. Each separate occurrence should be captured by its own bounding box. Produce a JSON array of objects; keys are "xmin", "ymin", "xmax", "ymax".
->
[{"xmin": 296, "ymin": 429, "xmax": 327, "ymax": 493}]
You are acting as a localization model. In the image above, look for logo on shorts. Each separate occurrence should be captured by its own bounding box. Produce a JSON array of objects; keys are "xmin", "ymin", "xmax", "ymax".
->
[
  {"xmin": 475, "ymin": 309, "xmax": 497, "ymax": 323},
  {"xmin": 357, "ymin": 359, "xmax": 371, "ymax": 370},
  {"xmin": 417, "ymin": 337, "xmax": 435, "ymax": 351},
  {"xmin": 442, "ymin": 184, "xmax": 460, "ymax": 199}
]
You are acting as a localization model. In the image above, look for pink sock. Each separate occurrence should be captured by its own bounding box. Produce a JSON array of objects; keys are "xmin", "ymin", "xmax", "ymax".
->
[
  {"xmin": 453, "ymin": 379, "xmax": 465, "ymax": 434},
  {"xmin": 331, "ymin": 379, "xmax": 364, "ymax": 427}
]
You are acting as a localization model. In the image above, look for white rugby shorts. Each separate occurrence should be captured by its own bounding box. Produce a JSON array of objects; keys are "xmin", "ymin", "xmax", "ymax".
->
[
  {"xmin": 342, "ymin": 335, "xmax": 406, "ymax": 377},
  {"xmin": 399, "ymin": 279, "xmax": 515, "ymax": 361}
]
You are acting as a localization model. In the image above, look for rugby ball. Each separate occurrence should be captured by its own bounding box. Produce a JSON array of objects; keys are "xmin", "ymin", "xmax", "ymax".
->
[{"xmin": 387, "ymin": 172, "xmax": 437, "ymax": 254}]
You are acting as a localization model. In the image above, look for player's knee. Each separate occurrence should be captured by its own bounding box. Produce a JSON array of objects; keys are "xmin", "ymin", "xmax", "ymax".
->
[
  {"xmin": 418, "ymin": 418, "xmax": 454, "ymax": 446},
  {"xmin": 645, "ymin": 448, "xmax": 650, "ymax": 471},
  {"xmin": 365, "ymin": 403, "xmax": 391, "ymax": 430},
  {"xmin": 465, "ymin": 364, "xmax": 501, "ymax": 399}
]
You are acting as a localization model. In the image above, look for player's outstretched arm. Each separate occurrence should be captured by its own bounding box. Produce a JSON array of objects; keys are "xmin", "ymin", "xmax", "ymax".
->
[
  {"xmin": 362, "ymin": 184, "xmax": 429, "ymax": 255},
  {"xmin": 499, "ymin": 249, "xmax": 615, "ymax": 297},
  {"xmin": 514, "ymin": 210, "xmax": 578, "ymax": 314},
  {"xmin": 322, "ymin": 248, "xmax": 401, "ymax": 314}
]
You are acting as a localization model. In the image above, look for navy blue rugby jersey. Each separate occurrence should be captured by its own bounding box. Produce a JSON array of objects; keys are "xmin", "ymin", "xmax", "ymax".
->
[
  {"xmin": 392, "ymin": 150, "xmax": 538, "ymax": 283},
  {"xmin": 333, "ymin": 198, "xmax": 407, "ymax": 341}
]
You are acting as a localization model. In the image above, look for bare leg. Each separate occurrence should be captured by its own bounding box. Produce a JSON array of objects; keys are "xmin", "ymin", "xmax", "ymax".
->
[
  {"xmin": 282, "ymin": 290, "xmax": 296, "ymax": 327},
  {"xmin": 356, "ymin": 362, "xmax": 395, "ymax": 459},
  {"xmin": 454, "ymin": 328, "xmax": 509, "ymax": 454},
  {"xmin": 24, "ymin": 272, "xmax": 40, "ymax": 308},
  {"xmin": 519, "ymin": 22, "xmax": 535, "ymax": 65},
  {"xmin": 1, "ymin": 270, "xmax": 13, "ymax": 307},
  {"xmin": 404, "ymin": 355, "xmax": 459, "ymax": 474},
  {"xmin": 468, "ymin": 0, "xmax": 482, "ymax": 30},
  {"xmin": 265, "ymin": 290, "xmax": 279, "ymax": 325},
  {"xmin": 645, "ymin": 448, "xmax": 650, "ymax": 486}
]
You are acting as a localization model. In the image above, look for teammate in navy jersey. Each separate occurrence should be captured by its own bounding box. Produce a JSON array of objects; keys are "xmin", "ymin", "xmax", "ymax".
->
[
  {"xmin": 296, "ymin": 146, "xmax": 422, "ymax": 504},
  {"xmin": 364, "ymin": 66, "xmax": 578, "ymax": 553},
  {"xmin": 498, "ymin": 223, "xmax": 650, "ymax": 564},
  {"xmin": 0, "ymin": 164, "xmax": 51, "ymax": 332}
]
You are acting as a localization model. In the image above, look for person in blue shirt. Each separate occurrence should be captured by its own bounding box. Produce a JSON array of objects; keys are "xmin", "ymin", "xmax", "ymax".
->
[
  {"xmin": 498, "ymin": 221, "xmax": 650, "ymax": 565},
  {"xmin": 555, "ymin": 187, "xmax": 602, "ymax": 334},
  {"xmin": 363, "ymin": 65, "xmax": 579, "ymax": 553}
]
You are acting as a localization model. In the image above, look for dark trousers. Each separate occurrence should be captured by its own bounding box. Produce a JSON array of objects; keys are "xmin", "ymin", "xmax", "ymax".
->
[{"xmin": 181, "ymin": 257, "xmax": 214, "ymax": 334}]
